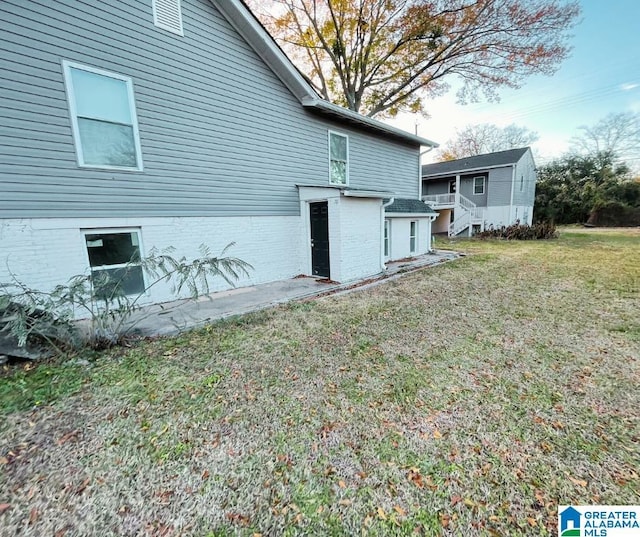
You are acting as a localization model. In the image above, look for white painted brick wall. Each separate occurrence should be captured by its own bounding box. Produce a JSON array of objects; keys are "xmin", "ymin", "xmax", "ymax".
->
[
  {"xmin": 0, "ymin": 216, "xmax": 303, "ymax": 311},
  {"xmin": 336, "ymin": 197, "xmax": 383, "ymax": 282},
  {"xmin": 387, "ymin": 217, "xmax": 432, "ymax": 261}
]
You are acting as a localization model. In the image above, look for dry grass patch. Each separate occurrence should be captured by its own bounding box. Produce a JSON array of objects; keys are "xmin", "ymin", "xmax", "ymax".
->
[{"xmin": 1, "ymin": 228, "xmax": 639, "ymax": 536}]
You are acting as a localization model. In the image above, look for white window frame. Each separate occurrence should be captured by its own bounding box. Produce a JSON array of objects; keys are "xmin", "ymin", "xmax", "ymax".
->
[
  {"xmin": 152, "ymin": 0, "xmax": 184, "ymax": 36},
  {"xmin": 62, "ymin": 60, "xmax": 144, "ymax": 171},
  {"xmin": 328, "ymin": 130, "xmax": 349, "ymax": 186},
  {"xmin": 81, "ymin": 228, "xmax": 147, "ymax": 298},
  {"xmin": 473, "ymin": 176, "xmax": 485, "ymax": 195},
  {"xmin": 409, "ymin": 220, "xmax": 417, "ymax": 254},
  {"xmin": 384, "ymin": 219, "xmax": 391, "ymax": 258}
]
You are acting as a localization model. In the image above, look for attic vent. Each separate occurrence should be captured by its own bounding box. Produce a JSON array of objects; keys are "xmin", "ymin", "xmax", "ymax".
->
[{"xmin": 152, "ymin": 0, "xmax": 184, "ymax": 36}]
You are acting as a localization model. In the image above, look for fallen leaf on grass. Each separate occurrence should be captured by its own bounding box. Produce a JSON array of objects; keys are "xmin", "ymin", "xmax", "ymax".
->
[
  {"xmin": 377, "ymin": 507, "xmax": 387, "ymax": 520},
  {"xmin": 225, "ymin": 513, "xmax": 250, "ymax": 526},
  {"xmin": 440, "ymin": 514, "xmax": 451, "ymax": 528},
  {"xmin": 539, "ymin": 441, "xmax": 553, "ymax": 453},
  {"xmin": 338, "ymin": 480, "xmax": 346, "ymax": 489},
  {"xmin": 338, "ymin": 499, "xmax": 352, "ymax": 506},
  {"xmin": 56, "ymin": 430, "xmax": 79, "ymax": 446},
  {"xmin": 567, "ymin": 475, "xmax": 588, "ymax": 487},
  {"xmin": 393, "ymin": 505, "xmax": 406, "ymax": 516},
  {"xmin": 0, "ymin": 457, "xmax": 8, "ymax": 465},
  {"xmin": 76, "ymin": 477, "xmax": 91, "ymax": 495},
  {"xmin": 29, "ymin": 507, "xmax": 38, "ymax": 524},
  {"xmin": 0, "ymin": 504, "xmax": 11, "ymax": 515},
  {"xmin": 527, "ymin": 517, "xmax": 538, "ymax": 527},
  {"xmin": 451, "ymin": 495, "xmax": 462, "ymax": 507},
  {"xmin": 433, "ymin": 429, "xmax": 443, "ymax": 439}
]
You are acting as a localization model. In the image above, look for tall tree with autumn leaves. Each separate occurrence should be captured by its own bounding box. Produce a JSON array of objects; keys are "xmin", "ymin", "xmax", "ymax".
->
[{"xmin": 249, "ymin": 0, "xmax": 580, "ymax": 117}]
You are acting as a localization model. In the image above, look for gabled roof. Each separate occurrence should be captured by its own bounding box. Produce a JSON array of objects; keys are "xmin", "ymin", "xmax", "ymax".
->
[
  {"xmin": 384, "ymin": 198, "xmax": 437, "ymax": 215},
  {"xmin": 422, "ymin": 147, "xmax": 530, "ymax": 177},
  {"xmin": 213, "ymin": 0, "xmax": 438, "ymax": 148}
]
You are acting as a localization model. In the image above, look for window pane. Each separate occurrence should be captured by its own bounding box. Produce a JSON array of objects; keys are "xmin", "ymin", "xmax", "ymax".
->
[
  {"xmin": 92, "ymin": 266, "xmax": 145, "ymax": 298},
  {"xmin": 78, "ymin": 118, "xmax": 137, "ymax": 167},
  {"xmin": 71, "ymin": 68, "xmax": 132, "ymax": 124},
  {"xmin": 330, "ymin": 161, "xmax": 347, "ymax": 184},
  {"xmin": 86, "ymin": 232, "xmax": 141, "ymax": 267},
  {"xmin": 330, "ymin": 134, "xmax": 347, "ymax": 161}
]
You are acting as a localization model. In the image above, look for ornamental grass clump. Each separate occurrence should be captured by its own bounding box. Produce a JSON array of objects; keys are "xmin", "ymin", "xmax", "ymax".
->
[{"xmin": 0, "ymin": 243, "xmax": 252, "ymax": 353}]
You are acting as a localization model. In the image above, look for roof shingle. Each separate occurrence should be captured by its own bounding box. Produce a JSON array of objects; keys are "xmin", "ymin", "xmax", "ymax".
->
[
  {"xmin": 384, "ymin": 198, "xmax": 437, "ymax": 214},
  {"xmin": 422, "ymin": 147, "xmax": 530, "ymax": 177}
]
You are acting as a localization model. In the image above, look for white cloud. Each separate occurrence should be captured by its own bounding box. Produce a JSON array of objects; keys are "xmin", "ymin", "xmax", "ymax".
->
[{"xmin": 621, "ymin": 83, "xmax": 639, "ymax": 91}]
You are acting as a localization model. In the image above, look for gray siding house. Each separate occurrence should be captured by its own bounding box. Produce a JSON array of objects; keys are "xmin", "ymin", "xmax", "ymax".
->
[
  {"xmin": 0, "ymin": 0, "xmax": 438, "ymax": 309},
  {"xmin": 421, "ymin": 148, "xmax": 537, "ymax": 236}
]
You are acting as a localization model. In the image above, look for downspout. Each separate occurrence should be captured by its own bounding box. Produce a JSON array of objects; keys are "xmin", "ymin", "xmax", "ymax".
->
[
  {"xmin": 427, "ymin": 213, "xmax": 437, "ymax": 252},
  {"xmin": 381, "ymin": 197, "xmax": 395, "ymax": 271}
]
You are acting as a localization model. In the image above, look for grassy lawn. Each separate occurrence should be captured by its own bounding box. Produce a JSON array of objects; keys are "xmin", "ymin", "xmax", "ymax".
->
[{"xmin": 1, "ymin": 228, "xmax": 638, "ymax": 536}]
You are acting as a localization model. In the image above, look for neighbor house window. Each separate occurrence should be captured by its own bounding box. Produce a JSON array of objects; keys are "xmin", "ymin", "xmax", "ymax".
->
[
  {"xmin": 152, "ymin": 0, "xmax": 184, "ymax": 36},
  {"xmin": 409, "ymin": 221, "xmax": 417, "ymax": 253},
  {"xmin": 384, "ymin": 219, "xmax": 391, "ymax": 257},
  {"xmin": 63, "ymin": 61, "xmax": 143, "ymax": 170},
  {"xmin": 329, "ymin": 131, "xmax": 348, "ymax": 185},
  {"xmin": 473, "ymin": 176, "xmax": 485, "ymax": 195},
  {"xmin": 84, "ymin": 230, "xmax": 145, "ymax": 298}
]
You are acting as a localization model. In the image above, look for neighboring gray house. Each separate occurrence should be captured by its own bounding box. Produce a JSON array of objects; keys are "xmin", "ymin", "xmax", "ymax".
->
[
  {"xmin": 421, "ymin": 148, "xmax": 537, "ymax": 236},
  {"xmin": 0, "ymin": 0, "xmax": 438, "ymax": 310}
]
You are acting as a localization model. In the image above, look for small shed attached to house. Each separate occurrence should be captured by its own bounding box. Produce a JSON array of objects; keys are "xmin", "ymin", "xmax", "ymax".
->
[{"xmin": 383, "ymin": 199, "xmax": 437, "ymax": 261}]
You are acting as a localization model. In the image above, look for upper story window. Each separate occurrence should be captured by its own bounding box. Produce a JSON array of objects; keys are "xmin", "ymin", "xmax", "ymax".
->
[
  {"xmin": 152, "ymin": 0, "xmax": 184, "ymax": 36},
  {"xmin": 62, "ymin": 61, "xmax": 143, "ymax": 171},
  {"xmin": 329, "ymin": 131, "xmax": 348, "ymax": 185},
  {"xmin": 473, "ymin": 176, "xmax": 485, "ymax": 195}
]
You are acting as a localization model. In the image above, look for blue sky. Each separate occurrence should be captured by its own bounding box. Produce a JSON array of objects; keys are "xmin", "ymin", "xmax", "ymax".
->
[{"xmin": 388, "ymin": 0, "xmax": 640, "ymax": 164}]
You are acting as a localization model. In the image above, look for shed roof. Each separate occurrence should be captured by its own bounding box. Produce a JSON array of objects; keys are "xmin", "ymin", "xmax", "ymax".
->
[
  {"xmin": 422, "ymin": 147, "xmax": 530, "ymax": 177},
  {"xmin": 384, "ymin": 198, "xmax": 437, "ymax": 214}
]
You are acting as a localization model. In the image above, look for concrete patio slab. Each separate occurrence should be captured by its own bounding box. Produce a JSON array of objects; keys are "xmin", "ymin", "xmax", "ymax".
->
[{"xmin": 128, "ymin": 250, "xmax": 461, "ymax": 337}]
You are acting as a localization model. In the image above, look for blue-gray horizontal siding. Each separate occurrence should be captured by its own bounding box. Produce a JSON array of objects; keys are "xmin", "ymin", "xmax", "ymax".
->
[
  {"xmin": 422, "ymin": 179, "xmax": 451, "ymax": 196},
  {"xmin": 0, "ymin": 0, "xmax": 419, "ymax": 219},
  {"xmin": 487, "ymin": 167, "xmax": 514, "ymax": 206},
  {"xmin": 460, "ymin": 174, "xmax": 488, "ymax": 207},
  {"xmin": 512, "ymin": 151, "xmax": 536, "ymax": 206}
]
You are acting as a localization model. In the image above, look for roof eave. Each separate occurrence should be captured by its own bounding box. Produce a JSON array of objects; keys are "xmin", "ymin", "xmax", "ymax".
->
[
  {"xmin": 343, "ymin": 189, "xmax": 395, "ymax": 199},
  {"xmin": 212, "ymin": 0, "xmax": 317, "ymax": 104},
  {"xmin": 422, "ymin": 162, "xmax": 516, "ymax": 179},
  {"xmin": 213, "ymin": 0, "xmax": 439, "ymax": 149},
  {"xmin": 386, "ymin": 211, "xmax": 438, "ymax": 217},
  {"xmin": 305, "ymin": 100, "xmax": 439, "ymax": 148}
]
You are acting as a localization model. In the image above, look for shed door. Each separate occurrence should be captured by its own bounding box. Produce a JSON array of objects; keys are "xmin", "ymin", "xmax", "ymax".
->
[{"xmin": 309, "ymin": 201, "xmax": 330, "ymax": 278}]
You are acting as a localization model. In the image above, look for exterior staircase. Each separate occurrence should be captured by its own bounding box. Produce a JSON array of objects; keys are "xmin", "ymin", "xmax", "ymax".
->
[{"xmin": 422, "ymin": 193, "xmax": 484, "ymax": 237}]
